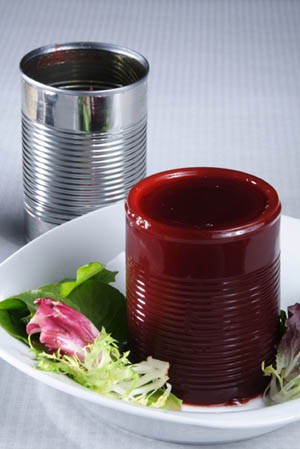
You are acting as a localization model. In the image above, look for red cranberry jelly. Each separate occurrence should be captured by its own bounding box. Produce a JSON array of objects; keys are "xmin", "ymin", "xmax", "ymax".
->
[{"xmin": 126, "ymin": 167, "xmax": 281, "ymax": 404}]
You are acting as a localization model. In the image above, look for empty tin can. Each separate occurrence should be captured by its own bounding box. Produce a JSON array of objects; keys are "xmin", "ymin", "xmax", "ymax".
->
[{"xmin": 20, "ymin": 42, "xmax": 149, "ymax": 241}]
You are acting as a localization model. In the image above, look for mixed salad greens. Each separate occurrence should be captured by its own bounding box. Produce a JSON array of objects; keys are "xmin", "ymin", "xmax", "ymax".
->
[
  {"xmin": 0, "ymin": 262, "xmax": 181, "ymax": 410},
  {"xmin": 263, "ymin": 304, "xmax": 300, "ymax": 404},
  {"xmin": 1, "ymin": 259, "xmax": 300, "ymax": 409}
]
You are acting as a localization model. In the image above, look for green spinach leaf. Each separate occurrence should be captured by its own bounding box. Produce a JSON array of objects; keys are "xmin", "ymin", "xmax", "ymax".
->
[{"xmin": 0, "ymin": 262, "xmax": 127, "ymax": 344}]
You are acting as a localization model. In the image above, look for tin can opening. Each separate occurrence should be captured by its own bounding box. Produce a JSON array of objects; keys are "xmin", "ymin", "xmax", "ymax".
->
[{"xmin": 20, "ymin": 42, "xmax": 149, "ymax": 91}]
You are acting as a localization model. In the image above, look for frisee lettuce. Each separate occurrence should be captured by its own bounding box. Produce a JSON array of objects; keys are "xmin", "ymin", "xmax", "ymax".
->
[{"xmin": 29, "ymin": 328, "xmax": 182, "ymax": 410}]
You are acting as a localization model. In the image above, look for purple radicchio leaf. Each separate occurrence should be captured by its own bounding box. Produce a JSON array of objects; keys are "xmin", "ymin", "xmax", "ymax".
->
[
  {"xmin": 263, "ymin": 303, "xmax": 300, "ymax": 404},
  {"xmin": 26, "ymin": 298, "xmax": 100, "ymax": 361},
  {"xmin": 276, "ymin": 303, "xmax": 300, "ymax": 379}
]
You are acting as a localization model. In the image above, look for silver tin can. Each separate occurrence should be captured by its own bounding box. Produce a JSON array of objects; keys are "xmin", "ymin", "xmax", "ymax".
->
[{"xmin": 20, "ymin": 42, "xmax": 149, "ymax": 241}]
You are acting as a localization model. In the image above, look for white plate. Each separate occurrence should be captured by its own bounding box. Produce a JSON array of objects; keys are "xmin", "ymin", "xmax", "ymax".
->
[{"xmin": 0, "ymin": 201, "xmax": 300, "ymax": 444}]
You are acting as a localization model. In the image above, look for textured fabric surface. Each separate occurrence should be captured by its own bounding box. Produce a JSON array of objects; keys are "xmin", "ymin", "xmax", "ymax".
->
[{"xmin": 1, "ymin": 0, "xmax": 300, "ymax": 447}]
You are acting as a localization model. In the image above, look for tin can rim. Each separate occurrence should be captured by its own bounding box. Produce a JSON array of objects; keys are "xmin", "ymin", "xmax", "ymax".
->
[{"xmin": 20, "ymin": 41, "xmax": 149, "ymax": 96}]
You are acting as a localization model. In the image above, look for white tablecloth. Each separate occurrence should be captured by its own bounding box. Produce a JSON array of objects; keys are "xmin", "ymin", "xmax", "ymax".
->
[{"xmin": 1, "ymin": 0, "xmax": 300, "ymax": 447}]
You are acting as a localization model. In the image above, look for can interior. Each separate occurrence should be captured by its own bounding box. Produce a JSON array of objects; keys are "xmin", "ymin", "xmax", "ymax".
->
[{"xmin": 21, "ymin": 46, "xmax": 148, "ymax": 90}]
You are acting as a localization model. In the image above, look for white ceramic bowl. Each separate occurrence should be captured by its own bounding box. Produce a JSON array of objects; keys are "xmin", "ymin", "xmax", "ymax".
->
[{"xmin": 0, "ymin": 201, "xmax": 300, "ymax": 444}]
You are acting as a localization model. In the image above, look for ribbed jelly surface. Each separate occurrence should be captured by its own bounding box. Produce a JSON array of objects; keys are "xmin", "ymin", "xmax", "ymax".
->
[{"xmin": 127, "ymin": 256, "xmax": 280, "ymax": 404}]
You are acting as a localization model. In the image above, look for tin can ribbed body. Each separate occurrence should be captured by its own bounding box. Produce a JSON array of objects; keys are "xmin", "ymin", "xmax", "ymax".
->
[{"xmin": 20, "ymin": 42, "xmax": 148, "ymax": 240}]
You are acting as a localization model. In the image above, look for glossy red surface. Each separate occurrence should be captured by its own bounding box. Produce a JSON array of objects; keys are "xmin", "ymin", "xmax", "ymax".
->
[
  {"xmin": 126, "ymin": 167, "xmax": 281, "ymax": 404},
  {"xmin": 140, "ymin": 175, "xmax": 266, "ymax": 230}
]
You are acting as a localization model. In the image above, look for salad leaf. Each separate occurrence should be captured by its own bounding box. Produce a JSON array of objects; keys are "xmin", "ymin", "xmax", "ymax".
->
[
  {"xmin": 59, "ymin": 262, "xmax": 117, "ymax": 297},
  {"xmin": 0, "ymin": 298, "xmax": 29, "ymax": 343},
  {"xmin": 0, "ymin": 262, "xmax": 127, "ymax": 344},
  {"xmin": 67, "ymin": 279, "xmax": 127, "ymax": 342},
  {"xmin": 279, "ymin": 309, "xmax": 287, "ymax": 339},
  {"xmin": 30, "ymin": 328, "xmax": 182, "ymax": 410},
  {"xmin": 0, "ymin": 264, "xmax": 182, "ymax": 410},
  {"xmin": 263, "ymin": 303, "xmax": 300, "ymax": 404},
  {"xmin": 26, "ymin": 298, "xmax": 101, "ymax": 358}
]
